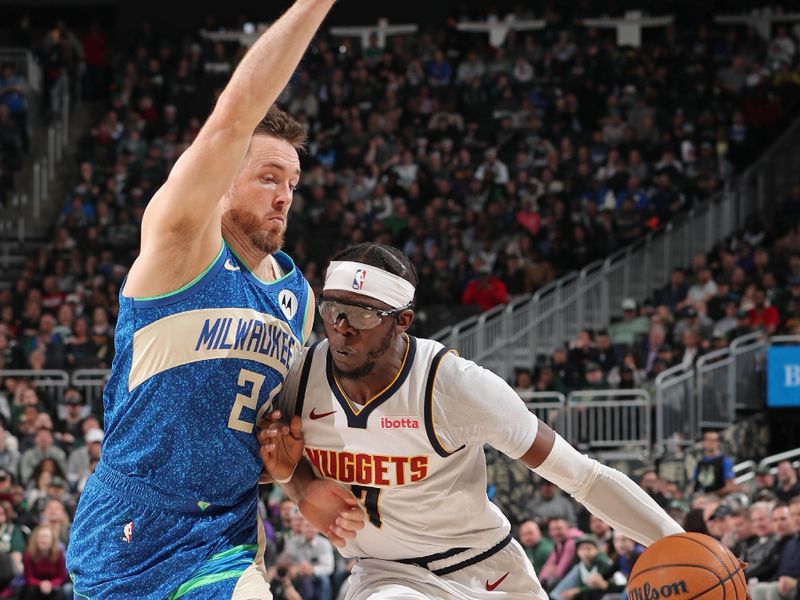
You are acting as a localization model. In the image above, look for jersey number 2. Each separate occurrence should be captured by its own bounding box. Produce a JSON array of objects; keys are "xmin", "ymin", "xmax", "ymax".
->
[
  {"xmin": 228, "ymin": 368, "xmax": 280, "ymax": 434},
  {"xmin": 351, "ymin": 485, "xmax": 383, "ymax": 528}
]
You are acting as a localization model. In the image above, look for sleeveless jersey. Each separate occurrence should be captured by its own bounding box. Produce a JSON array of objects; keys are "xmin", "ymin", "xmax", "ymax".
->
[
  {"xmin": 279, "ymin": 336, "xmax": 539, "ymax": 561},
  {"xmin": 100, "ymin": 243, "xmax": 310, "ymax": 510}
]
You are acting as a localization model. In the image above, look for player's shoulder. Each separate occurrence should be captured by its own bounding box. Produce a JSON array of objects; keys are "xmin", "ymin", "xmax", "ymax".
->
[{"xmin": 416, "ymin": 337, "xmax": 499, "ymax": 392}]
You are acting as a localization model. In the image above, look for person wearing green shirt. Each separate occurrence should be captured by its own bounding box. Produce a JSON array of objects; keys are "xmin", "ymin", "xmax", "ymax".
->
[
  {"xmin": 518, "ymin": 519, "xmax": 554, "ymax": 573},
  {"xmin": 608, "ymin": 298, "xmax": 650, "ymax": 346},
  {"xmin": 551, "ymin": 535, "xmax": 613, "ymax": 600}
]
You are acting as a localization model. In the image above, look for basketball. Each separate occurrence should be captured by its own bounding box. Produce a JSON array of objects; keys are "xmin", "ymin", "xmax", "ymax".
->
[{"xmin": 628, "ymin": 533, "xmax": 748, "ymax": 600}]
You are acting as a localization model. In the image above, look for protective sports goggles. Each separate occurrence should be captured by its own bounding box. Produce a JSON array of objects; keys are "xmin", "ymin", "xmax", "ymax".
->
[{"xmin": 317, "ymin": 297, "xmax": 411, "ymax": 330}]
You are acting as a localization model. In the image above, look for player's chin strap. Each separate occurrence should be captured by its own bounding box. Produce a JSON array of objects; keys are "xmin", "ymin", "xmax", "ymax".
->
[{"xmin": 531, "ymin": 435, "xmax": 684, "ymax": 547}]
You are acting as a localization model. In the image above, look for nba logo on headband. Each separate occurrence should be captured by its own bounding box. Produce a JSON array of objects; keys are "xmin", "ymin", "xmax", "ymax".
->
[{"xmin": 352, "ymin": 269, "xmax": 367, "ymax": 290}]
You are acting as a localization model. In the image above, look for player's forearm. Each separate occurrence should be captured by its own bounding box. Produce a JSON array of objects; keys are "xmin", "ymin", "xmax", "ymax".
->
[
  {"xmin": 532, "ymin": 434, "xmax": 683, "ymax": 547},
  {"xmin": 216, "ymin": 0, "xmax": 336, "ymax": 132},
  {"xmin": 280, "ymin": 458, "xmax": 317, "ymax": 503}
]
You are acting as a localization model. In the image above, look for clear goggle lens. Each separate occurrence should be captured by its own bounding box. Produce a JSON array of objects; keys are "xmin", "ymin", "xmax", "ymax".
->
[{"xmin": 318, "ymin": 300, "xmax": 387, "ymax": 330}]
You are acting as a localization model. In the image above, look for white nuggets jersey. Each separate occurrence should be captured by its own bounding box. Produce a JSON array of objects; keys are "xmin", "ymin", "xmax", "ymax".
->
[{"xmin": 279, "ymin": 335, "xmax": 539, "ymax": 561}]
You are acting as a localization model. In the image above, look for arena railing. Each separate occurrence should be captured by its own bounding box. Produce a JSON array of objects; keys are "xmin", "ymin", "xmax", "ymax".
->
[
  {"xmin": 654, "ymin": 362, "xmax": 696, "ymax": 452},
  {"xmin": 734, "ymin": 448, "xmax": 800, "ymax": 486},
  {"xmin": 434, "ymin": 117, "xmax": 800, "ymax": 384},
  {"xmin": 564, "ymin": 389, "xmax": 652, "ymax": 460}
]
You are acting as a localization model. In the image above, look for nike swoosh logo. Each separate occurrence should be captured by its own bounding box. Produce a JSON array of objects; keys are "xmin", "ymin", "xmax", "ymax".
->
[
  {"xmin": 224, "ymin": 259, "xmax": 240, "ymax": 271},
  {"xmin": 309, "ymin": 408, "xmax": 336, "ymax": 420},
  {"xmin": 485, "ymin": 572, "xmax": 510, "ymax": 592}
]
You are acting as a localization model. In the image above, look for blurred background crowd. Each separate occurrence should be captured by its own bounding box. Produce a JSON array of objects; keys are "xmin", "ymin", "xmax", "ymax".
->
[{"xmin": 1, "ymin": 2, "xmax": 800, "ymax": 598}]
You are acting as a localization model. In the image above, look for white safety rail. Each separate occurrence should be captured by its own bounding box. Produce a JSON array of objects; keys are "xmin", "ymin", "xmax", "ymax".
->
[
  {"xmin": 565, "ymin": 389, "xmax": 652, "ymax": 460},
  {"xmin": 434, "ymin": 118, "xmax": 800, "ymax": 383},
  {"xmin": 71, "ymin": 369, "xmax": 112, "ymax": 413},
  {"xmin": 0, "ymin": 48, "xmax": 41, "ymax": 92},
  {"xmin": 654, "ymin": 362, "xmax": 696, "ymax": 451},
  {"xmin": 734, "ymin": 448, "xmax": 800, "ymax": 486},
  {"xmin": 0, "ymin": 369, "xmax": 70, "ymax": 404},
  {"xmin": 731, "ymin": 332, "xmax": 769, "ymax": 410},
  {"xmin": 696, "ymin": 347, "xmax": 736, "ymax": 431}
]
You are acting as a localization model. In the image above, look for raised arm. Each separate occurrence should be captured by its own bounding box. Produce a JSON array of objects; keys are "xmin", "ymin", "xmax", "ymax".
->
[
  {"xmin": 126, "ymin": 0, "xmax": 336, "ymax": 297},
  {"xmin": 521, "ymin": 424, "xmax": 684, "ymax": 546}
]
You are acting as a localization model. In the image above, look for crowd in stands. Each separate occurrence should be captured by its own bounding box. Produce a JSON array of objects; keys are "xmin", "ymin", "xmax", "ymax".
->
[
  {"xmin": 1, "ymin": 6, "xmax": 800, "ymax": 599},
  {"xmin": 515, "ymin": 200, "xmax": 800, "ymax": 397}
]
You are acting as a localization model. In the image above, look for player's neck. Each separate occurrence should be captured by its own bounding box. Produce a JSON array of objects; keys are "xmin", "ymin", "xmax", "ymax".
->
[
  {"xmin": 222, "ymin": 228, "xmax": 277, "ymax": 282},
  {"xmin": 337, "ymin": 334, "xmax": 408, "ymax": 406}
]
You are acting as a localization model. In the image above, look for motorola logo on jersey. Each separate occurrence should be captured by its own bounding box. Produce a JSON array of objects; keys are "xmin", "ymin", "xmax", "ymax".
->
[
  {"xmin": 379, "ymin": 416, "xmax": 420, "ymax": 429},
  {"xmin": 352, "ymin": 268, "xmax": 367, "ymax": 290},
  {"xmin": 278, "ymin": 289, "xmax": 298, "ymax": 320}
]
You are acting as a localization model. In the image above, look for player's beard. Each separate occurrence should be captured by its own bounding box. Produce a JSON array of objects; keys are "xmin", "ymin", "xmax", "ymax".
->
[
  {"xmin": 225, "ymin": 206, "xmax": 286, "ymax": 255},
  {"xmin": 333, "ymin": 326, "xmax": 395, "ymax": 380}
]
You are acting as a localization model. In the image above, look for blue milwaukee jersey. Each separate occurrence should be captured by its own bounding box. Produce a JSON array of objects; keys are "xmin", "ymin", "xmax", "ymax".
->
[{"xmin": 100, "ymin": 242, "xmax": 310, "ymax": 510}]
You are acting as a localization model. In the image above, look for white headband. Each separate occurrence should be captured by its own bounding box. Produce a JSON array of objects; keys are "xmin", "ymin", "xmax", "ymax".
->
[{"xmin": 323, "ymin": 261, "xmax": 415, "ymax": 308}]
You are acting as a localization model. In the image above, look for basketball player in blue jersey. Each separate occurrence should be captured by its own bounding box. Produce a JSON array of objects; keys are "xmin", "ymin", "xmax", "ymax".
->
[
  {"xmin": 67, "ymin": 2, "xmax": 366, "ymax": 599},
  {"xmin": 261, "ymin": 242, "xmax": 686, "ymax": 600}
]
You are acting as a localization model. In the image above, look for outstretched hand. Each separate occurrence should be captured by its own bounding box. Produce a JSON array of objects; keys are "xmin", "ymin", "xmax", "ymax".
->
[
  {"xmin": 299, "ymin": 478, "xmax": 366, "ymax": 548},
  {"xmin": 257, "ymin": 411, "xmax": 304, "ymax": 483}
]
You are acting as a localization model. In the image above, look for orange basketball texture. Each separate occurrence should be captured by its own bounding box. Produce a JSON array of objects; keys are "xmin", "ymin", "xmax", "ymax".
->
[{"xmin": 628, "ymin": 533, "xmax": 747, "ymax": 600}]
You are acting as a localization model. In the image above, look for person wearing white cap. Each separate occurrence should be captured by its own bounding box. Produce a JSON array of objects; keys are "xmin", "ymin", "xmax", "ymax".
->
[
  {"xmin": 261, "ymin": 242, "xmax": 685, "ymax": 600},
  {"xmin": 608, "ymin": 298, "xmax": 649, "ymax": 346}
]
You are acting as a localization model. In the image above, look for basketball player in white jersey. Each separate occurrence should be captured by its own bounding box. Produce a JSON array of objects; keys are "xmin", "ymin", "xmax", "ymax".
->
[{"xmin": 261, "ymin": 243, "xmax": 684, "ymax": 600}]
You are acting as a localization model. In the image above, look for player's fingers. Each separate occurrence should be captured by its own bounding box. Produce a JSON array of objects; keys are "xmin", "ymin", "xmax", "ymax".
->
[
  {"xmin": 330, "ymin": 522, "xmax": 358, "ymax": 540},
  {"xmin": 325, "ymin": 527, "xmax": 347, "ymax": 548},
  {"xmin": 336, "ymin": 511, "xmax": 365, "ymax": 531},
  {"xmin": 289, "ymin": 415, "xmax": 304, "ymax": 440},
  {"xmin": 258, "ymin": 444, "xmax": 277, "ymax": 464},
  {"xmin": 257, "ymin": 410, "xmax": 282, "ymax": 429}
]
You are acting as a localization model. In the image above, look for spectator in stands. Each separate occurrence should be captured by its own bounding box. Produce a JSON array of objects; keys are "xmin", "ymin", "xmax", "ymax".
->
[
  {"xmin": 752, "ymin": 503, "xmax": 797, "ymax": 584},
  {"xmin": 518, "ymin": 519, "xmax": 553, "ymax": 573},
  {"xmin": 539, "ymin": 516, "xmax": 579, "ymax": 593},
  {"xmin": 0, "ymin": 64, "xmax": 28, "ymax": 151},
  {"xmin": 0, "ymin": 424, "xmax": 20, "ymax": 479},
  {"xmin": 687, "ymin": 267, "xmax": 718, "ymax": 305},
  {"xmin": 54, "ymin": 389, "xmax": 87, "ymax": 453},
  {"xmin": 608, "ymin": 299, "xmax": 649, "ymax": 347},
  {"xmin": 597, "ymin": 532, "xmax": 643, "ymax": 596},
  {"xmin": 745, "ymin": 502, "xmax": 780, "ymax": 580},
  {"xmin": 41, "ymin": 498, "xmax": 71, "ymax": 549},
  {"xmin": 586, "ymin": 515, "xmax": 613, "ymax": 555},
  {"xmin": 0, "ymin": 500, "xmax": 24, "ymax": 587},
  {"xmin": 525, "ymin": 479, "xmax": 577, "ymax": 526},
  {"xmin": 20, "ymin": 428, "xmax": 67, "ymax": 487},
  {"xmin": 753, "ymin": 465, "xmax": 777, "ymax": 503},
  {"xmin": 533, "ymin": 364, "xmax": 568, "ymax": 396},
  {"xmin": 551, "ymin": 347, "xmax": 582, "ymax": 391},
  {"xmin": 640, "ymin": 468, "xmax": 670, "ymax": 509},
  {"xmin": 678, "ymin": 327, "xmax": 704, "ymax": 367},
  {"xmin": 775, "ymin": 461, "xmax": 800, "ymax": 503},
  {"xmin": 66, "ymin": 428, "xmax": 102, "ymax": 490},
  {"xmin": 751, "ymin": 498, "xmax": 800, "ymax": 600},
  {"xmin": 461, "ymin": 257, "xmax": 508, "ymax": 312},
  {"xmin": 22, "ymin": 525, "xmax": 68, "ymax": 600},
  {"xmin": 635, "ymin": 324, "xmax": 669, "ymax": 376},
  {"xmin": 549, "ymin": 535, "xmax": 612, "ymax": 600},
  {"xmin": 691, "ymin": 430, "xmax": 736, "ymax": 497},
  {"xmin": 593, "ymin": 330, "xmax": 621, "ymax": 374},
  {"xmin": 749, "ymin": 289, "xmax": 781, "ymax": 335},
  {"xmin": 581, "ymin": 361, "xmax": 609, "ymax": 391},
  {"xmin": 283, "ymin": 513, "xmax": 335, "ymax": 600},
  {"xmin": 726, "ymin": 508, "xmax": 756, "ymax": 557}
]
